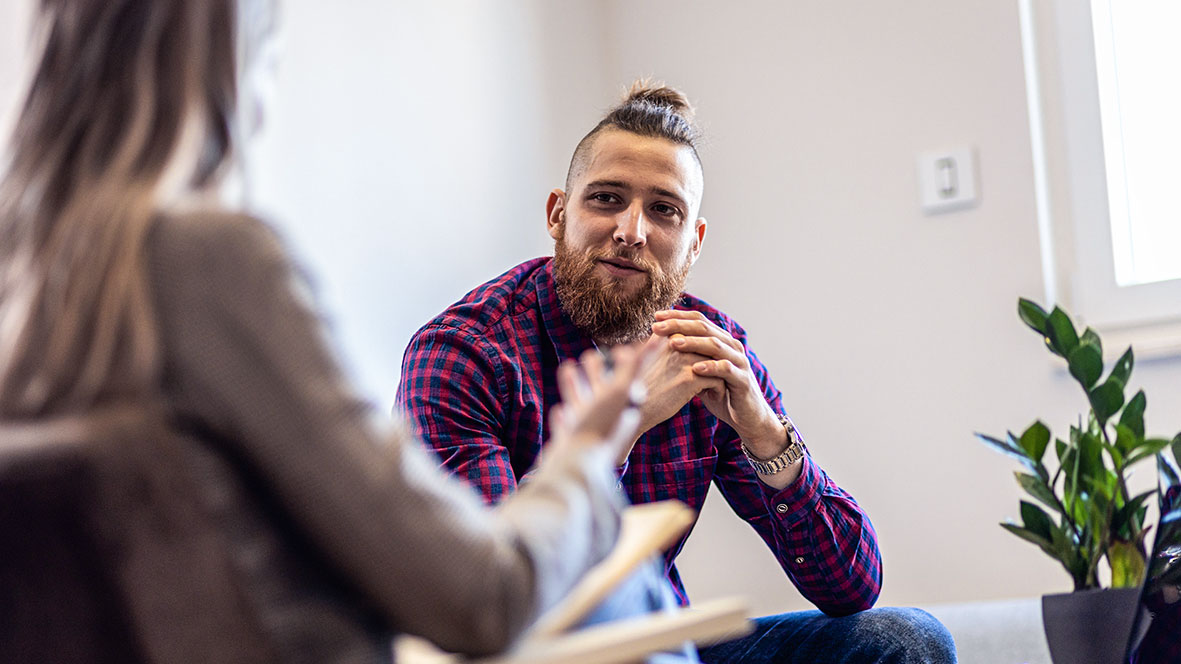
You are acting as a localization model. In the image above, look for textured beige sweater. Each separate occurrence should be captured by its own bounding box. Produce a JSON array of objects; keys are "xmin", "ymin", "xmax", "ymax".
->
[{"xmin": 148, "ymin": 211, "xmax": 623, "ymax": 663}]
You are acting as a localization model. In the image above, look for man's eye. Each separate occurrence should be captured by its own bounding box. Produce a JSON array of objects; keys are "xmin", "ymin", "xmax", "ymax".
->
[
  {"xmin": 652, "ymin": 203, "xmax": 680, "ymax": 217},
  {"xmin": 590, "ymin": 193, "xmax": 618, "ymax": 204}
]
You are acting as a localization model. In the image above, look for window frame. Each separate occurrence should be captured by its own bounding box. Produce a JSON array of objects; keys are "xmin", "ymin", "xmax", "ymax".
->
[{"xmin": 1022, "ymin": 0, "xmax": 1181, "ymax": 350}]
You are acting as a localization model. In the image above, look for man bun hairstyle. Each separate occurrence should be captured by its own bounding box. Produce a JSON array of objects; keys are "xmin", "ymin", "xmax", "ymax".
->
[
  {"xmin": 565, "ymin": 79, "xmax": 702, "ymax": 191},
  {"xmin": 605, "ymin": 80, "xmax": 699, "ymax": 143}
]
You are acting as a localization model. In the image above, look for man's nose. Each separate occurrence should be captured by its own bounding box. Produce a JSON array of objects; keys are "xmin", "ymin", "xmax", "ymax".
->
[{"xmin": 612, "ymin": 202, "xmax": 647, "ymax": 247}]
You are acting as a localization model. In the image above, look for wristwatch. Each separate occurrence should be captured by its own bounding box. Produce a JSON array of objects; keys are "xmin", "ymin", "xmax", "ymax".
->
[{"xmin": 740, "ymin": 413, "xmax": 805, "ymax": 475}]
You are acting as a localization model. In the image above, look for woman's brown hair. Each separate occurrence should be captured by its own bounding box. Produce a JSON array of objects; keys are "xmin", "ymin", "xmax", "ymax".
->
[{"xmin": 0, "ymin": 0, "xmax": 256, "ymax": 417}]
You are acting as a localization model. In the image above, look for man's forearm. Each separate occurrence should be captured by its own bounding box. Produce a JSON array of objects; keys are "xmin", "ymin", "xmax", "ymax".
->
[{"xmin": 764, "ymin": 458, "xmax": 883, "ymax": 615}]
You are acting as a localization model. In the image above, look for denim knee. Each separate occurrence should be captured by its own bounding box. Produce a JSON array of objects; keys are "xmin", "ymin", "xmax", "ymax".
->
[{"xmin": 845, "ymin": 607, "xmax": 957, "ymax": 664}]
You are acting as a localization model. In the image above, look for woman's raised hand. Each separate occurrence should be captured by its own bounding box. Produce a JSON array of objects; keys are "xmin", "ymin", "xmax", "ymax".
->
[{"xmin": 549, "ymin": 345, "xmax": 650, "ymax": 463}]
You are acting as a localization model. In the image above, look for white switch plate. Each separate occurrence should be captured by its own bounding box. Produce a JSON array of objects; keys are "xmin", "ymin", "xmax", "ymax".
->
[{"xmin": 917, "ymin": 146, "xmax": 978, "ymax": 214}]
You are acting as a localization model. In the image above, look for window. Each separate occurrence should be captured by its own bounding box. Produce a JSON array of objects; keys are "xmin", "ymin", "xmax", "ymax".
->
[
  {"xmin": 1023, "ymin": 0, "xmax": 1181, "ymax": 344},
  {"xmin": 1091, "ymin": 0, "xmax": 1181, "ymax": 288}
]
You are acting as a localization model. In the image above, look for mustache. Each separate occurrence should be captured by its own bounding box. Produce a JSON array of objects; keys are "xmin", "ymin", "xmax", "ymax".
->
[{"xmin": 588, "ymin": 248, "xmax": 659, "ymax": 273}]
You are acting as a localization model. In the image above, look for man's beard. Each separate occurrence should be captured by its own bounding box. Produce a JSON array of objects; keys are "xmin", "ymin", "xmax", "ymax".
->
[{"xmin": 552, "ymin": 230, "xmax": 691, "ymax": 345}]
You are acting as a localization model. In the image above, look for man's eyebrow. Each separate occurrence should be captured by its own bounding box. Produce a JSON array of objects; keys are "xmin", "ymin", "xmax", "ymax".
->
[
  {"xmin": 584, "ymin": 179, "xmax": 629, "ymax": 190},
  {"xmin": 650, "ymin": 187, "xmax": 688, "ymax": 206}
]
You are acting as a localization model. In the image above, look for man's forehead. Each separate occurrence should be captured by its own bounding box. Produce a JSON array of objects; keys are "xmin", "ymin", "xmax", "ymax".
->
[{"xmin": 576, "ymin": 131, "xmax": 703, "ymax": 207}]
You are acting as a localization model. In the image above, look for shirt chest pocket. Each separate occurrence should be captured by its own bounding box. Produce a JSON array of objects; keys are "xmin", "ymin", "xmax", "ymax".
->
[{"xmin": 639, "ymin": 453, "xmax": 718, "ymax": 511}]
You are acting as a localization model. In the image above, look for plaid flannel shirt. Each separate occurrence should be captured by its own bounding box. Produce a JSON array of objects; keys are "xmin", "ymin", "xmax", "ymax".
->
[{"xmin": 397, "ymin": 257, "xmax": 881, "ymax": 615}]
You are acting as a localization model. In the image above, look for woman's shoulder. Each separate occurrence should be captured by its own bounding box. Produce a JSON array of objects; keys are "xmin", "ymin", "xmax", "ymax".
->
[
  {"xmin": 152, "ymin": 207, "xmax": 273, "ymax": 246},
  {"xmin": 149, "ymin": 207, "xmax": 289, "ymax": 278}
]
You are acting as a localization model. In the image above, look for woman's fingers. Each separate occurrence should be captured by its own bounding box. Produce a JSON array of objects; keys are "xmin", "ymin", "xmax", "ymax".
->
[
  {"xmin": 557, "ymin": 357, "xmax": 593, "ymax": 408},
  {"xmin": 579, "ymin": 348, "xmax": 607, "ymax": 393},
  {"xmin": 548, "ymin": 402, "xmax": 567, "ymax": 437},
  {"xmin": 606, "ymin": 345, "xmax": 647, "ymax": 410},
  {"xmin": 555, "ymin": 344, "xmax": 649, "ymax": 445},
  {"xmin": 603, "ymin": 407, "xmax": 642, "ymax": 458}
]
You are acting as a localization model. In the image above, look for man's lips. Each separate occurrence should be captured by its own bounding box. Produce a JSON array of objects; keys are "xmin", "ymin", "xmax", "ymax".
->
[{"xmin": 598, "ymin": 257, "xmax": 646, "ymax": 273}]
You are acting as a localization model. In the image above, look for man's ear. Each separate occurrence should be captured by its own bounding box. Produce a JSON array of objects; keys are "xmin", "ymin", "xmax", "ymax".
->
[
  {"xmin": 688, "ymin": 217, "xmax": 707, "ymax": 265},
  {"xmin": 546, "ymin": 189, "xmax": 566, "ymax": 240}
]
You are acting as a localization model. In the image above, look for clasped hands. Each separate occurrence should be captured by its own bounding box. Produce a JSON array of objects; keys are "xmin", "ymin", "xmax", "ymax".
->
[
  {"xmin": 546, "ymin": 310, "xmax": 787, "ymax": 470},
  {"xmin": 629, "ymin": 310, "xmax": 785, "ymax": 464}
]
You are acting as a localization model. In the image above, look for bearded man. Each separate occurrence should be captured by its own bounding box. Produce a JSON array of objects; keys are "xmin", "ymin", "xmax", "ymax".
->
[{"xmin": 397, "ymin": 83, "xmax": 955, "ymax": 663}]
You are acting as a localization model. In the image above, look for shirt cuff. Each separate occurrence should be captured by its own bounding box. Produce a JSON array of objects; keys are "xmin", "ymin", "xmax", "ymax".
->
[{"xmin": 761, "ymin": 454, "xmax": 822, "ymax": 526}]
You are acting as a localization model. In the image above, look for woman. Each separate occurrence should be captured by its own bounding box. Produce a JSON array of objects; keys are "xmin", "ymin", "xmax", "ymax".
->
[{"xmin": 0, "ymin": 1, "xmax": 645, "ymax": 661}]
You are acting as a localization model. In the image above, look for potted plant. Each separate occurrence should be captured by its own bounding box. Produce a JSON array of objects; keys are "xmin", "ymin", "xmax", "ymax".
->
[{"xmin": 976, "ymin": 298, "xmax": 1181, "ymax": 664}]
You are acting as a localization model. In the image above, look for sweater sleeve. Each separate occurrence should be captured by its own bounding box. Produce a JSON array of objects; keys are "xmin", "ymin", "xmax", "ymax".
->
[{"xmin": 149, "ymin": 212, "xmax": 622, "ymax": 655}]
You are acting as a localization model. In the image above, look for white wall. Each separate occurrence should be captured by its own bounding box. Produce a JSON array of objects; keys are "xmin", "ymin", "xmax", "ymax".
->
[
  {"xmin": 0, "ymin": 1, "xmax": 35, "ymax": 143},
  {"xmin": 246, "ymin": 1, "xmax": 617, "ymax": 404},
  {"xmin": 593, "ymin": 0, "xmax": 1181, "ymax": 615},
  {"xmin": 5, "ymin": 0, "xmax": 1181, "ymax": 616}
]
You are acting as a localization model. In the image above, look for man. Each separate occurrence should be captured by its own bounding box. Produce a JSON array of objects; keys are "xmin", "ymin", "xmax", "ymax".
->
[{"xmin": 398, "ymin": 82, "xmax": 955, "ymax": 663}]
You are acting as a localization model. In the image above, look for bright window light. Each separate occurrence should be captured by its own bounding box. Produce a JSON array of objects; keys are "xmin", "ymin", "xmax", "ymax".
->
[{"xmin": 1091, "ymin": 0, "xmax": 1181, "ymax": 287}]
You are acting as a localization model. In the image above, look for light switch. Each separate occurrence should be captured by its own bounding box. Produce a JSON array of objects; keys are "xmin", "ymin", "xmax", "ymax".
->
[{"xmin": 917, "ymin": 147, "xmax": 978, "ymax": 214}]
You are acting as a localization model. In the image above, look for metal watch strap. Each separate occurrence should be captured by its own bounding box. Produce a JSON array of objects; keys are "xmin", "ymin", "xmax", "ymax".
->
[{"xmin": 740, "ymin": 413, "xmax": 804, "ymax": 475}]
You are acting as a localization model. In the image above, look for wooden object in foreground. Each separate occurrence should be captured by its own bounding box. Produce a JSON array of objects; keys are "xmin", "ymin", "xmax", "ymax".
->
[{"xmin": 395, "ymin": 500, "xmax": 752, "ymax": 663}]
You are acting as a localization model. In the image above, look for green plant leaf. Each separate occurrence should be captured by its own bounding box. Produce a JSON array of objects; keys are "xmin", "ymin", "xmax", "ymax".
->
[
  {"xmin": 1109, "ymin": 347, "xmax": 1134, "ymax": 387},
  {"xmin": 1020, "ymin": 500, "xmax": 1054, "ymax": 540},
  {"xmin": 1019, "ymin": 421, "xmax": 1051, "ymax": 463},
  {"xmin": 1070, "ymin": 496, "xmax": 1088, "ymax": 532},
  {"xmin": 1080, "ymin": 327, "xmax": 1103, "ymax": 355},
  {"xmin": 1103, "ymin": 437, "xmax": 1126, "ymax": 468},
  {"xmin": 1067, "ymin": 344, "xmax": 1103, "ymax": 389},
  {"xmin": 1076, "ymin": 430, "xmax": 1105, "ymax": 484},
  {"xmin": 1048, "ymin": 518, "xmax": 1072, "ymax": 551},
  {"xmin": 1018, "ymin": 298, "xmax": 1049, "ymax": 335},
  {"xmin": 1048, "ymin": 521, "xmax": 1092, "ymax": 589},
  {"xmin": 976, "ymin": 432, "xmax": 1032, "ymax": 466},
  {"xmin": 1082, "ymin": 472, "xmax": 1116, "ymax": 504},
  {"xmin": 1113, "ymin": 423, "xmax": 1139, "ymax": 458},
  {"xmin": 1063, "ymin": 446, "xmax": 1081, "ymax": 524},
  {"xmin": 1125, "ymin": 438, "xmax": 1172, "ymax": 467},
  {"xmin": 1045, "ymin": 307, "xmax": 1080, "ymax": 357},
  {"xmin": 1084, "ymin": 499, "xmax": 1106, "ymax": 548},
  {"xmin": 1016, "ymin": 472, "xmax": 1060, "ymax": 514},
  {"xmin": 1120, "ymin": 390, "xmax": 1147, "ymax": 439},
  {"xmin": 1001, "ymin": 522, "xmax": 1057, "ymax": 559},
  {"xmin": 1089, "ymin": 379, "xmax": 1126, "ymax": 424},
  {"xmin": 1112, "ymin": 489, "xmax": 1156, "ymax": 538},
  {"xmin": 1109, "ymin": 540, "xmax": 1147, "ymax": 588},
  {"xmin": 1055, "ymin": 438, "xmax": 1067, "ymax": 462},
  {"xmin": 1009, "ymin": 432, "xmax": 1051, "ymax": 481},
  {"xmin": 974, "ymin": 432, "xmax": 1049, "ymax": 481},
  {"xmin": 1172, "ymin": 433, "xmax": 1181, "ymax": 466}
]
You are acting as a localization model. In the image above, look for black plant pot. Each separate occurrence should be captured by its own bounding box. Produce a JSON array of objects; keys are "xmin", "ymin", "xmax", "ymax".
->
[{"xmin": 1042, "ymin": 587, "xmax": 1144, "ymax": 664}]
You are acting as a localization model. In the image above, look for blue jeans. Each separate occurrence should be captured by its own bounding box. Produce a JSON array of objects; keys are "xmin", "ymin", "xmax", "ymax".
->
[
  {"xmin": 697, "ymin": 608, "xmax": 956, "ymax": 664},
  {"xmin": 580, "ymin": 559, "xmax": 700, "ymax": 663}
]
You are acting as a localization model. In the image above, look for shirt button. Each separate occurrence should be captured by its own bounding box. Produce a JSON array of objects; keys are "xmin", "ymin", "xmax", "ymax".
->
[
  {"xmin": 795, "ymin": 556, "xmax": 806, "ymax": 564},
  {"xmin": 775, "ymin": 503, "xmax": 789, "ymax": 514}
]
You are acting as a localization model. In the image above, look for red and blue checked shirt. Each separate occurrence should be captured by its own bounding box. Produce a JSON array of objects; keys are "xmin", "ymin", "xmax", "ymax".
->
[{"xmin": 397, "ymin": 257, "xmax": 882, "ymax": 615}]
